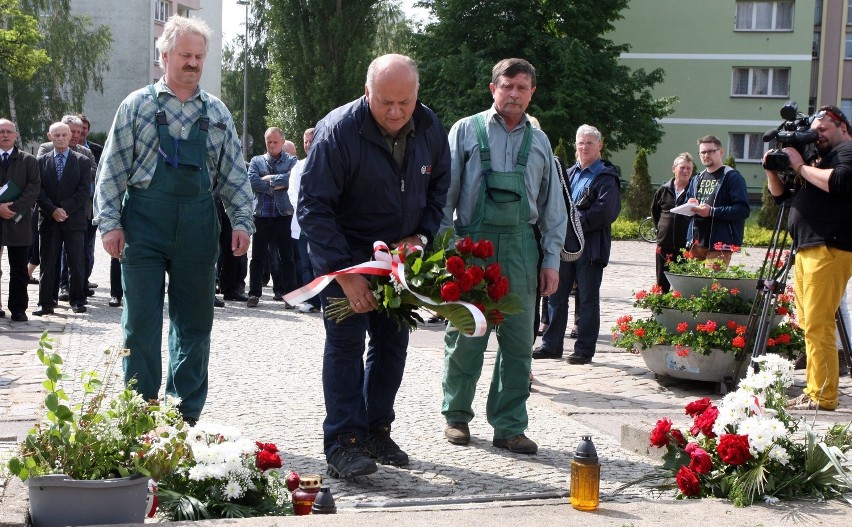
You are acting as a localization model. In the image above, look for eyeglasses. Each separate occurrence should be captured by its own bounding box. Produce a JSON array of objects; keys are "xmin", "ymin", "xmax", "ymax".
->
[
  {"xmin": 576, "ymin": 141, "xmax": 598, "ymax": 147},
  {"xmin": 815, "ymin": 109, "xmax": 845, "ymax": 123},
  {"xmin": 699, "ymin": 148, "xmax": 719, "ymax": 156}
]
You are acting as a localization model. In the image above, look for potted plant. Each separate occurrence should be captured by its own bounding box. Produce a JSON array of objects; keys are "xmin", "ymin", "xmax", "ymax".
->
[
  {"xmin": 611, "ymin": 314, "xmax": 803, "ymax": 385},
  {"xmin": 662, "ymin": 246, "xmax": 790, "ymax": 302},
  {"xmin": 6, "ymin": 332, "xmax": 189, "ymax": 527}
]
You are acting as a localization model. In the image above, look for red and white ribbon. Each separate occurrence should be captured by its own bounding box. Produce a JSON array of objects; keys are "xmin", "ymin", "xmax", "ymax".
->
[{"xmin": 283, "ymin": 241, "xmax": 488, "ymax": 336}]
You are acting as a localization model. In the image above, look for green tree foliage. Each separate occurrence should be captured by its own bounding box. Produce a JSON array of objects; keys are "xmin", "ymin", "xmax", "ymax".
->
[
  {"xmin": 266, "ymin": 0, "xmax": 383, "ymax": 146},
  {"xmin": 0, "ymin": 0, "xmax": 49, "ymax": 80},
  {"xmin": 411, "ymin": 0, "xmax": 675, "ymax": 150},
  {"xmin": 0, "ymin": 0, "xmax": 111, "ymax": 144},
  {"xmin": 624, "ymin": 147, "xmax": 653, "ymax": 221},
  {"xmin": 724, "ymin": 154, "xmax": 736, "ymax": 168},
  {"xmin": 220, "ymin": 1, "xmax": 272, "ymax": 159},
  {"xmin": 553, "ymin": 137, "xmax": 569, "ymax": 164},
  {"xmin": 757, "ymin": 179, "xmax": 781, "ymax": 230}
]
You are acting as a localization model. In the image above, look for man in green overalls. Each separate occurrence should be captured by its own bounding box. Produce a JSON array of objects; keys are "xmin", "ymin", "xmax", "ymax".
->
[
  {"xmin": 441, "ymin": 59, "xmax": 567, "ymax": 454},
  {"xmin": 94, "ymin": 16, "xmax": 254, "ymax": 424}
]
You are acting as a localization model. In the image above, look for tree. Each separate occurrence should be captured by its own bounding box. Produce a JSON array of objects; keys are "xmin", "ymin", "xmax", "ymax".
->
[
  {"xmin": 757, "ymin": 180, "xmax": 781, "ymax": 230},
  {"xmin": 0, "ymin": 0, "xmax": 49, "ymax": 81},
  {"xmin": 0, "ymin": 0, "xmax": 111, "ymax": 144},
  {"xmin": 266, "ymin": 0, "xmax": 383, "ymax": 146},
  {"xmin": 624, "ymin": 148, "xmax": 653, "ymax": 221},
  {"xmin": 220, "ymin": 0, "xmax": 272, "ymax": 159},
  {"xmin": 411, "ymin": 0, "xmax": 674, "ymax": 151}
]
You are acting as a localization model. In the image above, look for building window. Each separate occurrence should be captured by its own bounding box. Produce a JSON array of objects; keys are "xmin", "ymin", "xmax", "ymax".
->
[
  {"xmin": 813, "ymin": 31, "xmax": 820, "ymax": 57},
  {"xmin": 729, "ymin": 133, "xmax": 767, "ymax": 162},
  {"xmin": 842, "ymin": 100, "xmax": 852, "ymax": 120},
  {"xmin": 154, "ymin": 38, "xmax": 160, "ymax": 65},
  {"xmin": 846, "ymin": 34, "xmax": 852, "ymax": 58},
  {"xmin": 815, "ymin": 0, "xmax": 823, "ymax": 25},
  {"xmin": 732, "ymin": 67, "xmax": 790, "ymax": 97},
  {"xmin": 735, "ymin": 1, "xmax": 794, "ymax": 31},
  {"xmin": 154, "ymin": 1, "xmax": 170, "ymax": 23}
]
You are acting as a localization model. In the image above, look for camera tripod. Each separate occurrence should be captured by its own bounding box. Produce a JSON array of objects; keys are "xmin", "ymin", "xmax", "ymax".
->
[{"xmin": 735, "ymin": 200, "xmax": 852, "ymax": 384}]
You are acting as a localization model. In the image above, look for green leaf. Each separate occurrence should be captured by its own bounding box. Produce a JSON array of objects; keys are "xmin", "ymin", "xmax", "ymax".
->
[
  {"xmin": 44, "ymin": 393, "xmax": 59, "ymax": 412},
  {"xmin": 55, "ymin": 405, "xmax": 74, "ymax": 421}
]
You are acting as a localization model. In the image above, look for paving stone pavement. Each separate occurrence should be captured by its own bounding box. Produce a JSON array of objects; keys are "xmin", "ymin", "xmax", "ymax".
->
[{"xmin": 1, "ymin": 239, "xmax": 852, "ymax": 524}]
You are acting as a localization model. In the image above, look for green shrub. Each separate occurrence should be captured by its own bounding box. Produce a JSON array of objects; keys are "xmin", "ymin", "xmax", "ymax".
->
[
  {"xmin": 623, "ymin": 148, "xmax": 654, "ymax": 221},
  {"xmin": 612, "ymin": 217, "xmax": 639, "ymax": 239}
]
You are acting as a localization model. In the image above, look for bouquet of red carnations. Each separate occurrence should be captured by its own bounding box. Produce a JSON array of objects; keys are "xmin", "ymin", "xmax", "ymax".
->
[{"xmin": 287, "ymin": 229, "xmax": 523, "ymax": 336}]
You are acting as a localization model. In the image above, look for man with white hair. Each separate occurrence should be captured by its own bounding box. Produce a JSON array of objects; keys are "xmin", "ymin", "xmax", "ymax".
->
[{"xmin": 94, "ymin": 15, "xmax": 254, "ymax": 424}]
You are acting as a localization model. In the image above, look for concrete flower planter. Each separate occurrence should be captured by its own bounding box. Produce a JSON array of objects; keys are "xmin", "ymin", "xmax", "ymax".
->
[
  {"xmin": 26, "ymin": 474, "xmax": 148, "ymax": 527},
  {"xmin": 639, "ymin": 345, "xmax": 748, "ymax": 393},
  {"xmin": 664, "ymin": 273, "xmax": 760, "ymax": 302}
]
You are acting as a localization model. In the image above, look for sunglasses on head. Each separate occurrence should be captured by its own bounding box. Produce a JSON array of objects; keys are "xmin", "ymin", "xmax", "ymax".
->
[{"xmin": 815, "ymin": 109, "xmax": 846, "ymax": 123}]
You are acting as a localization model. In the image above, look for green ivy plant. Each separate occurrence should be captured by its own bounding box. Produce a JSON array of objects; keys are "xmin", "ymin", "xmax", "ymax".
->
[{"xmin": 7, "ymin": 332, "xmax": 189, "ymax": 481}]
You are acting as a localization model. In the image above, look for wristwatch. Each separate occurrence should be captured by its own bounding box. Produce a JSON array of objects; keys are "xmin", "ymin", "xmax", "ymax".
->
[{"xmin": 415, "ymin": 233, "xmax": 428, "ymax": 245}]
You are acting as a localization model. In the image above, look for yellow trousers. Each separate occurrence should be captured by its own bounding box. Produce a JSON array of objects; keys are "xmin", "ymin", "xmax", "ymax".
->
[{"xmin": 795, "ymin": 245, "xmax": 852, "ymax": 409}]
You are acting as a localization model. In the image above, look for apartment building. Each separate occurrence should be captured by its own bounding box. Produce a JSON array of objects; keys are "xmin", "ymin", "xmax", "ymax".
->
[
  {"xmin": 610, "ymin": 1, "xmax": 814, "ymax": 194},
  {"xmin": 70, "ymin": 0, "xmax": 223, "ymax": 135}
]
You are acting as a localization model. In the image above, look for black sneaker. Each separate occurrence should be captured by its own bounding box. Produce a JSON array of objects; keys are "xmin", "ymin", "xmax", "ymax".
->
[
  {"xmin": 326, "ymin": 435, "xmax": 378, "ymax": 479},
  {"xmin": 364, "ymin": 425, "xmax": 409, "ymax": 466}
]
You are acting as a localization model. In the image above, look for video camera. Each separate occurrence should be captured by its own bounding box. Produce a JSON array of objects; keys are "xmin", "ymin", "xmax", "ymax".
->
[{"xmin": 762, "ymin": 101, "xmax": 819, "ymax": 174}]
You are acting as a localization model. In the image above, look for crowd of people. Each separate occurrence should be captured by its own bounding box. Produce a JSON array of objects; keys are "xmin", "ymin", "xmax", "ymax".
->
[{"xmin": 1, "ymin": 14, "xmax": 850, "ymax": 481}]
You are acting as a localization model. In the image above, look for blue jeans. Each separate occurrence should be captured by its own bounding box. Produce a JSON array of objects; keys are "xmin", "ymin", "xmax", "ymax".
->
[
  {"xmin": 541, "ymin": 250, "xmax": 604, "ymax": 358},
  {"xmin": 320, "ymin": 281, "xmax": 408, "ymax": 458},
  {"xmin": 295, "ymin": 235, "xmax": 319, "ymax": 308}
]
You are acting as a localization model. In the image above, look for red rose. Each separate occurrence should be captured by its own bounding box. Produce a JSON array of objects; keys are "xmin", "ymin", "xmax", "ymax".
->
[
  {"xmin": 458, "ymin": 273, "xmax": 474, "ymax": 292},
  {"xmin": 472, "ymin": 239, "xmax": 494, "ymax": 259},
  {"xmin": 474, "ymin": 302, "xmax": 485, "ymax": 314},
  {"xmin": 487, "ymin": 309, "xmax": 504, "ymax": 326},
  {"xmin": 690, "ymin": 406, "xmax": 718, "ymax": 438},
  {"xmin": 650, "ymin": 418, "xmax": 672, "ymax": 447},
  {"xmin": 776, "ymin": 333, "xmax": 791, "ymax": 344},
  {"xmin": 675, "ymin": 465, "xmax": 701, "ymax": 497},
  {"xmin": 776, "ymin": 306, "xmax": 788, "ymax": 316},
  {"xmin": 685, "ymin": 397, "xmax": 712, "ymax": 417},
  {"xmin": 716, "ymin": 434, "xmax": 751, "ymax": 465},
  {"xmin": 670, "ymin": 429, "xmax": 687, "ymax": 448},
  {"xmin": 255, "ymin": 441, "xmax": 278, "ymax": 452},
  {"xmin": 484, "ymin": 263, "xmax": 501, "ymax": 283},
  {"xmin": 487, "ymin": 282, "xmax": 505, "ymax": 302},
  {"xmin": 455, "ymin": 236, "xmax": 474, "ymax": 254},
  {"xmin": 446, "ymin": 256, "xmax": 466, "ymax": 277},
  {"xmin": 685, "ymin": 443, "xmax": 713, "ymax": 475},
  {"xmin": 256, "ymin": 449, "xmax": 282, "ymax": 471},
  {"xmin": 441, "ymin": 282, "xmax": 461, "ymax": 302},
  {"xmin": 468, "ymin": 265, "xmax": 485, "ymax": 285}
]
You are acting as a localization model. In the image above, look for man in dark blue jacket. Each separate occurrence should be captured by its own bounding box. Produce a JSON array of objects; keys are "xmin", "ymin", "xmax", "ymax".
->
[
  {"xmin": 298, "ymin": 54, "xmax": 450, "ymax": 479},
  {"xmin": 534, "ymin": 124, "xmax": 621, "ymax": 364}
]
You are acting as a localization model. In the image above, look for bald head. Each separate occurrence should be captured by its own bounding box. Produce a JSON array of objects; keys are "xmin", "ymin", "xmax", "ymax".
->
[
  {"xmin": 283, "ymin": 140, "xmax": 297, "ymax": 157},
  {"xmin": 365, "ymin": 54, "xmax": 419, "ymax": 136}
]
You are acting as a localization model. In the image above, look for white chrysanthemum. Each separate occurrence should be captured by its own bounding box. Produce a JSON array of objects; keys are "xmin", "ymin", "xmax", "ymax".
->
[
  {"xmin": 737, "ymin": 416, "xmax": 787, "ymax": 455},
  {"xmin": 752, "ymin": 354, "xmax": 795, "ymax": 388},
  {"xmin": 224, "ymin": 479, "xmax": 244, "ymax": 500},
  {"xmin": 739, "ymin": 370, "xmax": 774, "ymax": 391},
  {"xmin": 768, "ymin": 444, "xmax": 790, "ymax": 465}
]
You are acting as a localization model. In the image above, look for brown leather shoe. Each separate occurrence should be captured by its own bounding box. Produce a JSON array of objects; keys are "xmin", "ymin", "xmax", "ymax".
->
[
  {"xmin": 493, "ymin": 434, "xmax": 538, "ymax": 454},
  {"xmin": 444, "ymin": 422, "xmax": 470, "ymax": 445}
]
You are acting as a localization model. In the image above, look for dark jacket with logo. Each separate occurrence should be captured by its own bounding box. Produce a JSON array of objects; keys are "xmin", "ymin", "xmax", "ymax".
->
[
  {"xmin": 298, "ymin": 96, "xmax": 451, "ymax": 275},
  {"xmin": 565, "ymin": 159, "xmax": 621, "ymax": 266}
]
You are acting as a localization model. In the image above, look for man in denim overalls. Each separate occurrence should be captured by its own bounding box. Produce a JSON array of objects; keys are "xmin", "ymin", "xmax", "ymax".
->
[
  {"xmin": 94, "ymin": 17, "xmax": 254, "ymax": 424},
  {"xmin": 441, "ymin": 59, "xmax": 567, "ymax": 454}
]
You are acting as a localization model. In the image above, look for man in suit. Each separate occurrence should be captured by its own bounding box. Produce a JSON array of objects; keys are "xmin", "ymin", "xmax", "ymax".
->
[
  {"xmin": 0, "ymin": 118, "xmax": 40, "ymax": 322},
  {"xmin": 34, "ymin": 122, "xmax": 91, "ymax": 316},
  {"xmin": 37, "ymin": 114, "xmax": 97, "ymax": 302}
]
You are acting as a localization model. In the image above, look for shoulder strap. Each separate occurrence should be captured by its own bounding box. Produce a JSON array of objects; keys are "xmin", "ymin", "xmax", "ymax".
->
[
  {"xmin": 472, "ymin": 112, "xmax": 491, "ymax": 172},
  {"xmin": 514, "ymin": 124, "xmax": 533, "ymax": 175}
]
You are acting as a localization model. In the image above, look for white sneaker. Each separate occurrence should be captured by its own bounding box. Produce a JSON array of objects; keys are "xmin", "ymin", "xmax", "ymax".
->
[{"xmin": 298, "ymin": 302, "xmax": 318, "ymax": 313}]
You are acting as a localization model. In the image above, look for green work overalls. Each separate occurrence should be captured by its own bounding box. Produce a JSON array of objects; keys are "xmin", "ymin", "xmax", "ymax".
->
[
  {"xmin": 442, "ymin": 113, "xmax": 539, "ymax": 440},
  {"xmin": 121, "ymin": 86, "xmax": 221, "ymax": 419}
]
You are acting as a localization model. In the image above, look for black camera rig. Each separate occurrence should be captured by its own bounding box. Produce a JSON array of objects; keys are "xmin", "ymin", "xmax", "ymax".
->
[{"xmin": 762, "ymin": 101, "xmax": 818, "ymax": 174}]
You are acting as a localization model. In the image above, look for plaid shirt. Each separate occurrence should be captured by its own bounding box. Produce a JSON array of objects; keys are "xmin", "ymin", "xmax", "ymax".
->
[{"xmin": 93, "ymin": 79, "xmax": 254, "ymax": 234}]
